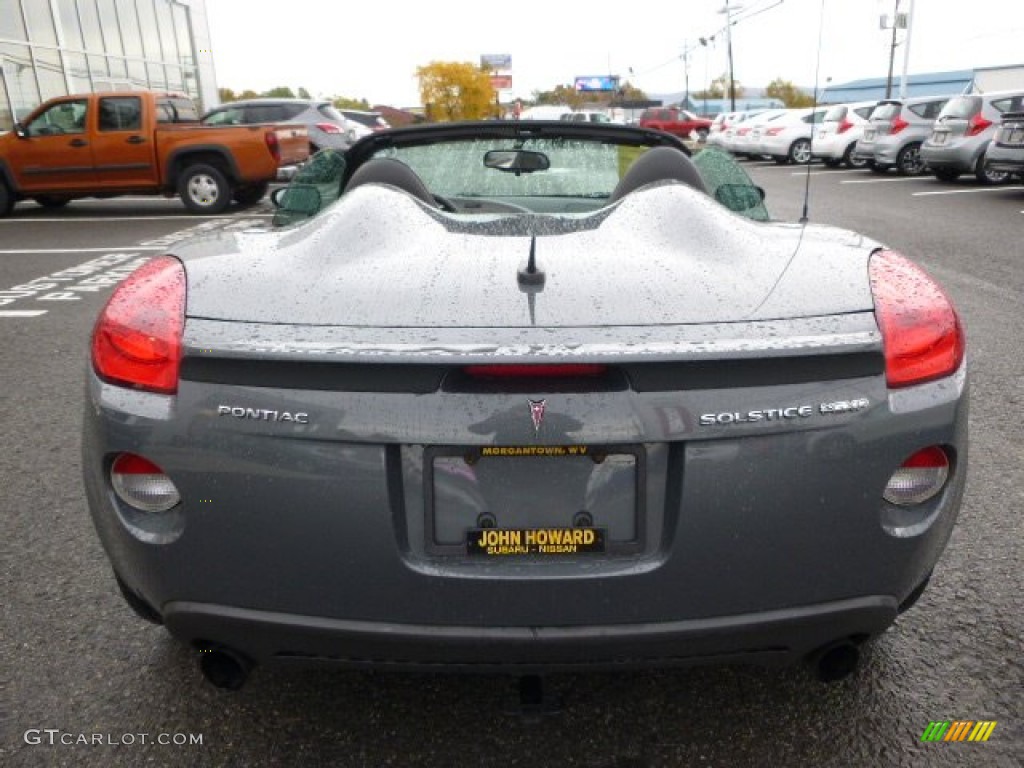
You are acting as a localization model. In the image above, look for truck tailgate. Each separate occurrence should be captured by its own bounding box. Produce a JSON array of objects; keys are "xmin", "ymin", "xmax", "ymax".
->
[{"xmin": 272, "ymin": 124, "xmax": 309, "ymax": 166}]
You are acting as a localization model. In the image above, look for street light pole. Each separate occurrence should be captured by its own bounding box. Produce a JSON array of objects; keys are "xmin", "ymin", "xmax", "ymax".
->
[
  {"xmin": 724, "ymin": 0, "xmax": 736, "ymax": 111},
  {"xmin": 885, "ymin": 0, "xmax": 900, "ymax": 99}
]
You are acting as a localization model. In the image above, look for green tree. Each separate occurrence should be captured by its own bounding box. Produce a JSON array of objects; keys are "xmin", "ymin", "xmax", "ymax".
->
[
  {"xmin": 262, "ymin": 86, "xmax": 296, "ymax": 98},
  {"xmin": 238, "ymin": 89, "xmax": 259, "ymax": 100},
  {"xmin": 297, "ymin": 87, "xmax": 312, "ymax": 100},
  {"xmin": 332, "ymin": 96, "xmax": 372, "ymax": 110},
  {"xmin": 765, "ymin": 78, "xmax": 815, "ymax": 107},
  {"xmin": 218, "ymin": 87, "xmax": 237, "ymax": 103},
  {"xmin": 417, "ymin": 61, "xmax": 496, "ymax": 121}
]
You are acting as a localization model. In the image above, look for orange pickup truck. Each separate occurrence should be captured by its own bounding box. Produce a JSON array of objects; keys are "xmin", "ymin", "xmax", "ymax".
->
[{"xmin": 0, "ymin": 91, "xmax": 308, "ymax": 216}]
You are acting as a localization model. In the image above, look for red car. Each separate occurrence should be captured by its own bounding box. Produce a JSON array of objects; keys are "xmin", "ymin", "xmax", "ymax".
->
[{"xmin": 639, "ymin": 107, "xmax": 713, "ymax": 140}]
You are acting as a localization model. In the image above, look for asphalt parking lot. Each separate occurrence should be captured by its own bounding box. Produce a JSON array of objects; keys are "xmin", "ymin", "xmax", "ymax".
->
[{"xmin": 2, "ymin": 166, "xmax": 1022, "ymax": 767}]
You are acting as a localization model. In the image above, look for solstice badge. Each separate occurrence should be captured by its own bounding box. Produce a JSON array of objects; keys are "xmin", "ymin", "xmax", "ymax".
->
[{"xmin": 528, "ymin": 399, "xmax": 546, "ymax": 433}]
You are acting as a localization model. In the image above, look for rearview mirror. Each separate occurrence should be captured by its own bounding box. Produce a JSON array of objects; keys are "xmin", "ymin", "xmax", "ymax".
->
[
  {"xmin": 484, "ymin": 149, "xmax": 551, "ymax": 174},
  {"xmin": 13, "ymin": 123, "xmax": 26, "ymax": 139}
]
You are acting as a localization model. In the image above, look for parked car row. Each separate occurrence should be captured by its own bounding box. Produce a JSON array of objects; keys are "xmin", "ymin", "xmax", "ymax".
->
[{"xmin": 708, "ymin": 90, "xmax": 1024, "ymax": 183}]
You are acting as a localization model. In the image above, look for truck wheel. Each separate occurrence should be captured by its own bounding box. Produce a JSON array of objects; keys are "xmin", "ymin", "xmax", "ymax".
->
[
  {"xmin": 0, "ymin": 181, "xmax": 13, "ymax": 217},
  {"xmin": 179, "ymin": 164, "xmax": 230, "ymax": 214},
  {"xmin": 233, "ymin": 182, "xmax": 269, "ymax": 207}
]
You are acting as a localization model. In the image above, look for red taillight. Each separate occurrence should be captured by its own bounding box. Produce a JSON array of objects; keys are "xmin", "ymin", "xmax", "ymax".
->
[
  {"xmin": 464, "ymin": 364, "xmax": 607, "ymax": 379},
  {"xmin": 966, "ymin": 114, "xmax": 992, "ymax": 137},
  {"xmin": 315, "ymin": 122, "xmax": 343, "ymax": 134},
  {"xmin": 869, "ymin": 250, "xmax": 965, "ymax": 388},
  {"xmin": 265, "ymin": 130, "xmax": 281, "ymax": 163},
  {"xmin": 737, "ymin": 127, "xmax": 750, "ymax": 136},
  {"xmin": 91, "ymin": 256, "xmax": 185, "ymax": 394},
  {"xmin": 765, "ymin": 127, "xmax": 784, "ymax": 136},
  {"xmin": 837, "ymin": 118, "xmax": 853, "ymax": 134},
  {"xmin": 890, "ymin": 117, "xmax": 909, "ymax": 134}
]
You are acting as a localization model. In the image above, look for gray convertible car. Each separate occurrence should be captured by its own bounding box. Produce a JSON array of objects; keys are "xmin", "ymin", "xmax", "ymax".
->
[{"xmin": 83, "ymin": 121, "xmax": 967, "ymax": 691}]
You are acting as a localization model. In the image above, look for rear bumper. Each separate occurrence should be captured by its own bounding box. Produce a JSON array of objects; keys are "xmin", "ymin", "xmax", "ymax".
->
[
  {"xmin": 920, "ymin": 143, "xmax": 979, "ymax": 171},
  {"xmin": 164, "ymin": 595, "xmax": 898, "ymax": 671}
]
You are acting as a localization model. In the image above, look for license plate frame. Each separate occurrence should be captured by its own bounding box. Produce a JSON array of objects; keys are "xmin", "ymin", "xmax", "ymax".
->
[{"xmin": 424, "ymin": 444, "xmax": 646, "ymax": 557}]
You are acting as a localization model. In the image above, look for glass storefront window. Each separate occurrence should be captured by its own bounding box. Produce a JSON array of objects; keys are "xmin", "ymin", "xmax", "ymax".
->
[
  {"xmin": 1, "ymin": 43, "xmax": 42, "ymax": 122},
  {"xmin": 23, "ymin": 0, "xmax": 59, "ymax": 47},
  {"xmin": 54, "ymin": 0, "xmax": 86, "ymax": 49},
  {"xmin": 126, "ymin": 58, "xmax": 146, "ymax": 88},
  {"xmin": 1, "ymin": 1, "xmax": 28, "ymax": 43},
  {"xmin": 135, "ymin": 0, "xmax": 162, "ymax": 60},
  {"xmin": 64, "ymin": 52, "xmax": 92, "ymax": 92},
  {"xmin": 33, "ymin": 46, "xmax": 68, "ymax": 101},
  {"xmin": 116, "ymin": 0, "xmax": 143, "ymax": 57},
  {"xmin": 77, "ymin": 0, "xmax": 104, "ymax": 53},
  {"xmin": 165, "ymin": 64, "xmax": 183, "ymax": 94},
  {"xmin": 156, "ymin": 1, "xmax": 178, "ymax": 62},
  {"xmin": 147, "ymin": 62, "xmax": 166, "ymax": 91},
  {"xmin": 172, "ymin": 3, "xmax": 192, "ymax": 66},
  {"xmin": 0, "ymin": 69, "xmax": 12, "ymax": 131},
  {"xmin": 96, "ymin": 0, "xmax": 124, "ymax": 56}
]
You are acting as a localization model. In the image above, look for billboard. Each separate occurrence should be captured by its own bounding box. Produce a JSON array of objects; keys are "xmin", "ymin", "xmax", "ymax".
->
[
  {"xmin": 574, "ymin": 75, "xmax": 619, "ymax": 92},
  {"xmin": 481, "ymin": 54, "xmax": 512, "ymax": 70},
  {"xmin": 490, "ymin": 75, "xmax": 513, "ymax": 90}
]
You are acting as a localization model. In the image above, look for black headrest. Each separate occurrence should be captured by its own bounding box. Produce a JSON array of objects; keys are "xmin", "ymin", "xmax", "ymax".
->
[
  {"xmin": 608, "ymin": 146, "xmax": 707, "ymax": 203},
  {"xmin": 344, "ymin": 157, "xmax": 436, "ymax": 206}
]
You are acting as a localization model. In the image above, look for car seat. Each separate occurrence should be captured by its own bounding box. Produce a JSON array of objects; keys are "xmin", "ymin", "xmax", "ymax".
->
[
  {"xmin": 344, "ymin": 158, "xmax": 437, "ymax": 207},
  {"xmin": 608, "ymin": 146, "xmax": 707, "ymax": 203}
]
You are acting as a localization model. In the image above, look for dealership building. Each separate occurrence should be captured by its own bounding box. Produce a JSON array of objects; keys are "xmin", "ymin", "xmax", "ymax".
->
[{"xmin": 0, "ymin": 0, "xmax": 218, "ymax": 132}]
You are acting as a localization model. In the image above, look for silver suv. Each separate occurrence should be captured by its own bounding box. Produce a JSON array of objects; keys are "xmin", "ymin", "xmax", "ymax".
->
[
  {"xmin": 202, "ymin": 98, "xmax": 353, "ymax": 153},
  {"xmin": 921, "ymin": 90, "xmax": 1024, "ymax": 183},
  {"xmin": 853, "ymin": 96, "xmax": 950, "ymax": 175}
]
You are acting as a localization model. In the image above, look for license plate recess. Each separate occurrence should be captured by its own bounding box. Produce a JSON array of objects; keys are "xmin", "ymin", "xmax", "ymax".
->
[{"xmin": 425, "ymin": 444, "xmax": 644, "ymax": 556}]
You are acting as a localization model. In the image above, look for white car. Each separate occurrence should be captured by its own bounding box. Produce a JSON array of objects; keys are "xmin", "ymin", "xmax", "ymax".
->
[
  {"xmin": 812, "ymin": 101, "xmax": 878, "ymax": 168},
  {"xmin": 754, "ymin": 107, "xmax": 828, "ymax": 164},
  {"xmin": 733, "ymin": 109, "xmax": 789, "ymax": 158}
]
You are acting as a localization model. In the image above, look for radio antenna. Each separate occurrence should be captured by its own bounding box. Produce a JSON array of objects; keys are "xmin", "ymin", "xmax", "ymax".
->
[{"xmin": 800, "ymin": 0, "xmax": 827, "ymax": 224}]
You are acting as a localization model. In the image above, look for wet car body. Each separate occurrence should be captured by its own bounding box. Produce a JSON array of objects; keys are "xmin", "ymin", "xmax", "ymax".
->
[{"xmin": 82, "ymin": 121, "xmax": 968, "ymax": 687}]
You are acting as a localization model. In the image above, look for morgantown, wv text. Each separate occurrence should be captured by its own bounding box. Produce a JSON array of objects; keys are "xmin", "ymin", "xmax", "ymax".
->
[{"xmin": 0, "ymin": 253, "xmax": 150, "ymax": 307}]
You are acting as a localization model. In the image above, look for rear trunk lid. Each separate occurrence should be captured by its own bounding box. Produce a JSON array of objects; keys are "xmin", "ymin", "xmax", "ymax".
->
[{"xmin": 178, "ymin": 184, "xmax": 878, "ymax": 329}]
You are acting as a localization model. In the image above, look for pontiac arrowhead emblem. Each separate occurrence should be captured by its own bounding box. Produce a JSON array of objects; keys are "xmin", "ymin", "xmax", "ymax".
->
[{"xmin": 528, "ymin": 399, "xmax": 547, "ymax": 433}]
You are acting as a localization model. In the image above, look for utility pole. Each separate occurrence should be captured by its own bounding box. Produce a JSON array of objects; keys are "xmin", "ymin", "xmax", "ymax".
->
[
  {"xmin": 899, "ymin": 0, "xmax": 916, "ymax": 99},
  {"xmin": 724, "ymin": 1, "xmax": 737, "ymax": 111},
  {"xmin": 885, "ymin": 0, "xmax": 901, "ymax": 99}
]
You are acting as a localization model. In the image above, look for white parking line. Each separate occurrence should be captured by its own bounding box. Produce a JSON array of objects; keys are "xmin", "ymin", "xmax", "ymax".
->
[
  {"xmin": 0, "ymin": 310, "xmax": 48, "ymax": 317},
  {"xmin": 0, "ymin": 214, "xmax": 272, "ymax": 224},
  {"xmin": 911, "ymin": 186, "xmax": 1024, "ymax": 197},
  {"xmin": 840, "ymin": 177, "xmax": 932, "ymax": 185},
  {"xmin": 0, "ymin": 246, "xmax": 166, "ymax": 254},
  {"xmin": 790, "ymin": 169, "xmax": 869, "ymax": 176}
]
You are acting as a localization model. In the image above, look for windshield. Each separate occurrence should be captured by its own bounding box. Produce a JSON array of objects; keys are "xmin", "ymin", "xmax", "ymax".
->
[
  {"xmin": 374, "ymin": 139, "xmax": 622, "ymax": 199},
  {"xmin": 273, "ymin": 128, "xmax": 770, "ymax": 226}
]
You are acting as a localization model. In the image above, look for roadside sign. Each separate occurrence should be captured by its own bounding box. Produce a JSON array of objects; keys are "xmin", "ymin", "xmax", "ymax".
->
[{"xmin": 481, "ymin": 54, "xmax": 512, "ymax": 70}]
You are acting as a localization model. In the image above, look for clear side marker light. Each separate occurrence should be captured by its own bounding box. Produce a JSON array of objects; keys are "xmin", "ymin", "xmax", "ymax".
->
[
  {"xmin": 884, "ymin": 446, "xmax": 950, "ymax": 506},
  {"xmin": 111, "ymin": 453, "xmax": 181, "ymax": 513}
]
